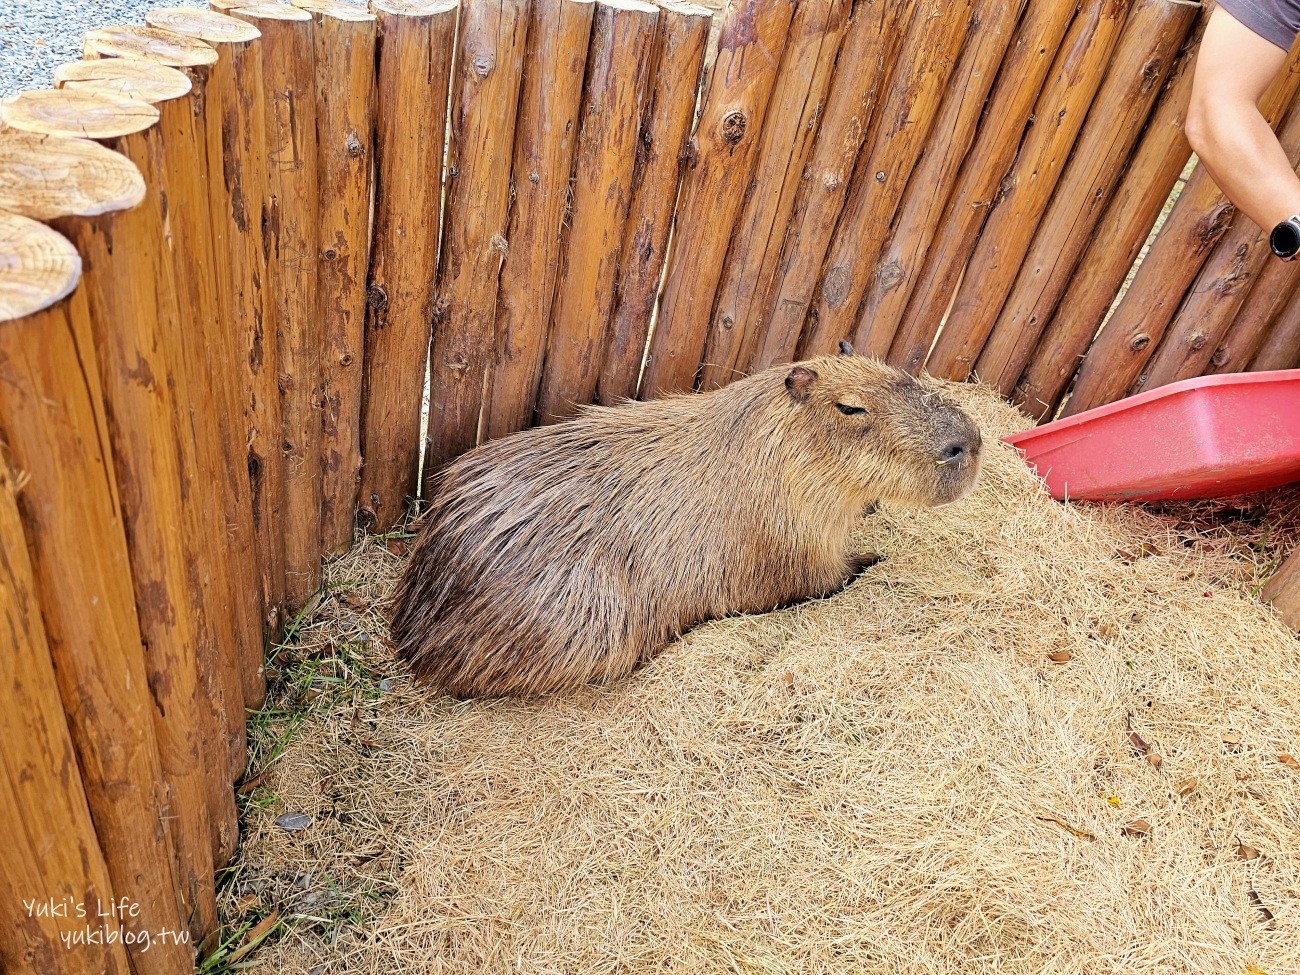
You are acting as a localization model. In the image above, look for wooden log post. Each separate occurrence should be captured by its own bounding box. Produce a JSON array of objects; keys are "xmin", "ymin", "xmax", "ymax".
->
[
  {"xmin": 697, "ymin": 0, "xmax": 850, "ymax": 390},
  {"xmin": 1138, "ymin": 94, "xmax": 1300, "ymax": 391},
  {"xmin": 850, "ymin": 0, "xmax": 1025, "ymax": 360},
  {"xmin": 596, "ymin": 0, "xmax": 711, "ymax": 404},
  {"xmin": 925, "ymin": 0, "xmax": 1129, "ymax": 381},
  {"xmin": 640, "ymin": 0, "xmax": 798, "ymax": 397},
  {"xmin": 64, "ymin": 39, "xmax": 262, "ymax": 778},
  {"xmin": 973, "ymin": 0, "xmax": 1199, "ymax": 394},
  {"xmin": 1063, "ymin": 45, "xmax": 1300, "ymax": 417},
  {"xmin": 357, "ymin": 0, "xmax": 457, "ymax": 529},
  {"xmin": 886, "ymin": 0, "xmax": 1077, "ymax": 373},
  {"xmin": 1012, "ymin": 36, "xmax": 1200, "ymax": 421},
  {"xmin": 0, "ymin": 147, "xmax": 195, "ymax": 975},
  {"xmin": 424, "ymin": 0, "xmax": 529, "ymax": 478},
  {"xmin": 1250, "ymin": 288, "xmax": 1300, "ymax": 371},
  {"xmin": 284, "ymin": 0, "xmax": 378, "ymax": 554},
  {"xmin": 140, "ymin": 8, "xmax": 283, "ymax": 656},
  {"xmin": 226, "ymin": 2, "xmax": 324, "ymax": 610},
  {"xmin": 751, "ymin": 0, "xmax": 904, "ymax": 371},
  {"xmin": 798, "ymin": 0, "xmax": 976, "ymax": 360},
  {"xmin": 1263, "ymin": 548, "xmax": 1300, "ymax": 630},
  {"xmin": 0, "ymin": 434, "xmax": 129, "ymax": 975},
  {"xmin": 136, "ymin": 9, "xmax": 273, "ymax": 707},
  {"xmin": 1207, "ymin": 254, "xmax": 1300, "ymax": 374},
  {"xmin": 486, "ymin": 0, "xmax": 597, "ymax": 435},
  {"xmin": 534, "ymin": 0, "xmax": 660, "ymax": 423},
  {"xmin": 1, "ymin": 89, "xmax": 229, "ymax": 939}
]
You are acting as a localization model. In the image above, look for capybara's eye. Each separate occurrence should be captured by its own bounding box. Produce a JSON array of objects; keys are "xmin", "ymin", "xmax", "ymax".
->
[{"xmin": 836, "ymin": 403, "xmax": 867, "ymax": 416}]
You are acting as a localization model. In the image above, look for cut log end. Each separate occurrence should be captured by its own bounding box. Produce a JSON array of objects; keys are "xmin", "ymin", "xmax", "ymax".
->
[
  {"xmin": 83, "ymin": 25, "xmax": 219, "ymax": 66},
  {"xmin": 221, "ymin": 2, "xmax": 312, "ymax": 21},
  {"xmin": 290, "ymin": 0, "xmax": 377, "ymax": 21},
  {"xmin": 368, "ymin": 0, "xmax": 460, "ymax": 16},
  {"xmin": 0, "ymin": 130, "xmax": 145, "ymax": 220},
  {"xmin": 0, "ymin": 212, "xmax": 81, "ymax": 322},
  {"xmin": 0, "ymin": 89, "xmax": 160, "ymax": 140},
  {"xmin": 54, "ymin": 58, "xmax": 193, "ymax": 104},
  {"xmin": 600, "ymin": 0, "xmax": 660, "ymax": 12},
  {"xmin": 144, "ymin": 8, "xmax": 262, "ymax": 43},
  {"xmin": 659, "ymin": 0, "xmax": 714, "ymax": 18}
]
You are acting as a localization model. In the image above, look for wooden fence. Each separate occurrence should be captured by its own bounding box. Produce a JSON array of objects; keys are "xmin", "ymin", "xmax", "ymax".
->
[{"xmin": 2, "ymin": 0, "xmax": 1300, "ymax": 971}]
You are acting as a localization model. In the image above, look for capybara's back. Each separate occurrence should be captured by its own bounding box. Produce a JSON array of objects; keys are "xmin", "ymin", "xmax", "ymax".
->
[{"xmin": 391, "ymin": 353, "xmax": 981, "ymax": 697}]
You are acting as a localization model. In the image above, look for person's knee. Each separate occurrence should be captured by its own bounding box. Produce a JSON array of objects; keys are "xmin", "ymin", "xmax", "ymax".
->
[{"xmin": 1184, "ymin": 94, "xmax": 1211, "ymax": 157}]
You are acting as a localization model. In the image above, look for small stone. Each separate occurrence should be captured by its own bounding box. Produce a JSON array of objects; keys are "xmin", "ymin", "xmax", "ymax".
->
[{"xmin": 275, "ymin": 811, "xmax": 313, "ymax": 832}]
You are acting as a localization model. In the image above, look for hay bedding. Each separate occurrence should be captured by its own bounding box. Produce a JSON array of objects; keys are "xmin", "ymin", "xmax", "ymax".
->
[{"xmin": 225, "ymin": 383, "xmax": 1300, "ymax": 975}]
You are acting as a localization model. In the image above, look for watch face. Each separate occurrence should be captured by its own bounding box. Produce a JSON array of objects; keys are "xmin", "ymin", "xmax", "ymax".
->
[{"xmin": 1272, "ymin": 219, "xmax": 1300, "ymax": 257}]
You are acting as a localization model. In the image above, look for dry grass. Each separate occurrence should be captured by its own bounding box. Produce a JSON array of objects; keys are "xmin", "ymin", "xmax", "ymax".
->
[{"xmin": 218, "ymin": 382, "xmax": 1300, "ymax": 975}]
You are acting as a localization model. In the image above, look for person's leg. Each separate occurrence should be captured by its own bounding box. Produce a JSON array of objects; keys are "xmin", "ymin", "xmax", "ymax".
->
[{"xmin": 1186, "ymin": 5, "xmax": 1300, "ymax": 232}]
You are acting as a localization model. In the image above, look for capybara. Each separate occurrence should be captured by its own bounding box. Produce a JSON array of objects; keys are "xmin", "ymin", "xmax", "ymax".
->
[{"xmin": 391, "ymin": 347, "xmax": 982, "ymax": 697}]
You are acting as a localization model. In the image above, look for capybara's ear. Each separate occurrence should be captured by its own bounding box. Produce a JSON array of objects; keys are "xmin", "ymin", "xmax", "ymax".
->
[
  {"xmin": 785, "ymin": 366, "xmax": 818, "ymax": 402},
  {"xmin": 838, "ymin": 340, "xmax": 854, "ymax": 356}
]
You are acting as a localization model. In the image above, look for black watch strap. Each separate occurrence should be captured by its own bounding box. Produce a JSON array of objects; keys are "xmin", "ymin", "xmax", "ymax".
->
[{"xmin": 1270, "ymin": 215, "xmax": 1300, "ymax": 261}]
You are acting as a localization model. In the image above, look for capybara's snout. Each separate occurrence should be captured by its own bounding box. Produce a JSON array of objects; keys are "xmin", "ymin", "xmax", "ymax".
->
[{"xmin": 931, "ymin": 403, "xmax": 982, "ymax": 504}]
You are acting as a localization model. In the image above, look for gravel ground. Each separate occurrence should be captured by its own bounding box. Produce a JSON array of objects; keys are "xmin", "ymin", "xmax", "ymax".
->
[{"xmin": 0, "ymin": 0, "xmax": 206, "ymax": 98}]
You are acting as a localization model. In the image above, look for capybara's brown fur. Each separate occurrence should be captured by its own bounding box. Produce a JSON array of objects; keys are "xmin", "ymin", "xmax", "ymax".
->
[{"xmin": 391, "ymin": 352, "xmax": 982, "ymax": 697}]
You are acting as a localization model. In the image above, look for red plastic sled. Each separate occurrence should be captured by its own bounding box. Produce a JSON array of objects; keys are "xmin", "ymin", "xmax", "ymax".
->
[{"xmin": 1002, "ymin": 370, "xmax": 1300, "ymax": 502}]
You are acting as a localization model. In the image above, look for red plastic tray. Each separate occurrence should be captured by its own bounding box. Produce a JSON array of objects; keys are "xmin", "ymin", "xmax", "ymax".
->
[{"xmin": 1002, "ymin": 370, "xmax": 1300, "ymax": 502}]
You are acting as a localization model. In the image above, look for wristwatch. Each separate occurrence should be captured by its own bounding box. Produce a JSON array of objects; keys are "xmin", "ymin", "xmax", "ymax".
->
[{"xmin": 1269, "ymin": 215, "xmax": 1300, "ymax": 261}]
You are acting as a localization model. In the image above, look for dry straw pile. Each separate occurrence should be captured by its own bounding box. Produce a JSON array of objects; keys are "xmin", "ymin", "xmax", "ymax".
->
[{"xmin": 227, "ymin": 383, "xmax": 1300, "ymax": 975}]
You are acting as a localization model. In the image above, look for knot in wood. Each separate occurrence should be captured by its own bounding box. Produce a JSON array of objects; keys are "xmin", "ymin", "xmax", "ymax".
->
[
  {"xmin": 528, "ymin": 172, "xmax": 540, "ymax": 184},
  {"xmin": 1200, "ymin": 204, "xmax": 1234, "ymax": 243},
  {"xmin": 875, "ymin": 171, "xmax": 885, "ymax": 183},
  {"xmin": 1130, "ymin": 333, "xmax": 1150, "ymax": 352},
  {"xmin": 345, "ymin": 132, "xmax": 364, "ymax": 157},
  {"xmin": 876, "ymin": 260, "xmax": 904, "ymax": 291},
  {"xmin": 1140, "ymin": 57, "xmax": 1161, "ymax": 90},
  {"xmin": 323, "ymin": 248, "xmax": 338, "ymax": 261},
  {"xmin": 445, "ymin": 352, "xmax": 469, "ymax": 375},
  {"xmin": 357, "ymin": 504, "xmax": 377, "ymax": 530},
  {"xmin": 1211, "ymin": 347, "xmax": 1229, "ymax": 367},
  {"xmin": 340, "ymin": 353, "xmax": 354, "ymax": 367},
  {"xmin": 721, "ymin": 111, "xmax": 747, "ymax": 146},
  {"xmin": 472, "ymin": 53, "xmax": 495, "ymax": 78},
  {"xmin": 1189, "ymin": 333, "xmax": 1206, "ymax": 350},
  {"xmin": 821, "ymin": 266, "xmax": 850, "ymax": 309},
  {"xmin": 682, "ymin": 137, "xmax": 700, "ymax": 168},
  {"xmin": 367, "ymin": 283, "xmax": 389, "ymax": 314},
  {"xmin": 720, "ymin": 314, "xmax": 735, "ymax": 331}
]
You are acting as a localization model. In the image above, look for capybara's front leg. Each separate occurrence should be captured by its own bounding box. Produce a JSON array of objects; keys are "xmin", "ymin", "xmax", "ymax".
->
[
  {"xmin": 774, "ymin": 553, "xmax": 881, "ymax": 610},
  {"xmin": 839, "ymin": 552, "xmax": 881, "ymax": 591}
]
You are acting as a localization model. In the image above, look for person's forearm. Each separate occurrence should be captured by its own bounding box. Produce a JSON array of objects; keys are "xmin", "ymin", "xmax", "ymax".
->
[{"xmin": 1191, "ymin": 103, "xmax": 1300, "ymax": 231}]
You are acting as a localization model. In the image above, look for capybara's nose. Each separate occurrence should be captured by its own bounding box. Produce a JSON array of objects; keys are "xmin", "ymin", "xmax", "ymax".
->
[{"xmin": 939, "ymin": 441, "xmax": 968, "ymax": 465}]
